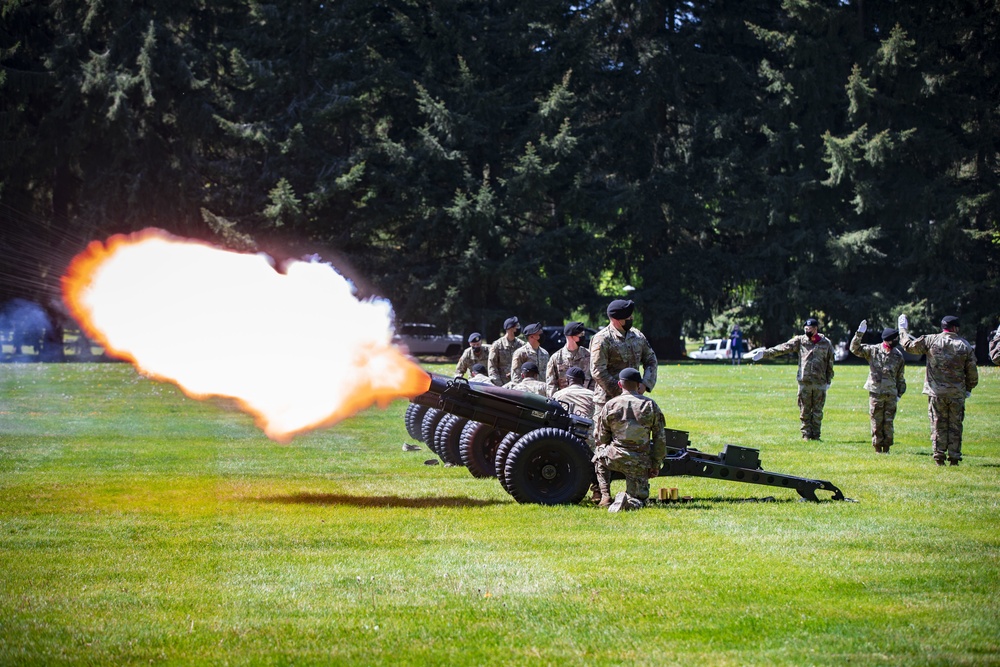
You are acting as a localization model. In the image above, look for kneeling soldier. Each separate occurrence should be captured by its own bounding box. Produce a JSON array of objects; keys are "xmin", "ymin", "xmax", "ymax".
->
[
  {"xmin": 850, "ymin": 321, "xmax": 906, "ymax": 453},
  {"xmin": 592, "ymin": 368, "xmax": 667, "ymax": 508}
]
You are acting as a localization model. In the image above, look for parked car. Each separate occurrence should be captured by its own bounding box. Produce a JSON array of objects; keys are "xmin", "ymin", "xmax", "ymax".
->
[
  {"xmin": 540, "ymin": 325, "xmax": 599, "ymax": 355},
  {"xmin": 394, "ymin": 323, "xmax": 463, "ymax": 358},
  {"xmin": 689, "ymin": 338, "xmax": 753, "ymax": 360}
]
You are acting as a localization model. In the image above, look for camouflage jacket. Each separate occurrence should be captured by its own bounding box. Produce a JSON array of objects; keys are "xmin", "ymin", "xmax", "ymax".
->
[
  {"xmin": 510, "ymin": 343, "xmax": 551, "ymax": 383},
  {"xmin": 850, "ymin": 332, "xmax": 906, "ymax": 397},
  {"xmin": 546, "ymin": 345, "xmax": 592, "ymax": 397},
  {"xmin": 469, "ymin": 372, "xmax": 493, "ymax": 385},
  {"xmin": 594, "ymin": 391, "xmax": 667, "ymax": 465},
  {"xmin": 552, "ymin": 383, "xmax": 596, "ymax": 420},
  {"xmin": 503, "ymin": 377, "xmax": 547, "ymax": 396},
  {"xmin": 990, "ymin": 330, "xmax": 1000, "ymax": 366},
  {"xmin": 900, "ymin": 330, "xmax": 978, "ymax": 398},
  {"xmin": 488, "ymin": 336, "xmax": 522, "ymax": 386},
  {"xmin": 589, "ymin": 325, "xmax": 658, "ymax": 405},
  {"xmin": 455, "ymin": 345, "xmax": 489, "ymax": 378},
  {"xmin": 763, "ymin": 334, "xmax": 835, "ymax": 387}
]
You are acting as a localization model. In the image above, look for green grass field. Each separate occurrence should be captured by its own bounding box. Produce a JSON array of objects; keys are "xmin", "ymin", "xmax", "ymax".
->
[{"xmin": 1, "ymin": 361, "xmax": 998, "ymax": 666}]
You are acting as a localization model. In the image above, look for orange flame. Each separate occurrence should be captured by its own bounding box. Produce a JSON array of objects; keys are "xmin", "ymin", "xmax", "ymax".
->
[{"xmin": 62, "ymin": 229, "xmax": 430, "ymax": 442}]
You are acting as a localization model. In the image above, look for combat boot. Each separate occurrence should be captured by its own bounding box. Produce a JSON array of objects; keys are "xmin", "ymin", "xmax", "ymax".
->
[
  {"xmin": 598, "ymin": 495, "xmax": 612, "ymax": 508},
  {"xmin": 949, "ymin": 458, "xmax": 960, "ymax": 466},
  {"xmin": 934, "ymin": 458, "xmax": 946, "ymax": 466}
]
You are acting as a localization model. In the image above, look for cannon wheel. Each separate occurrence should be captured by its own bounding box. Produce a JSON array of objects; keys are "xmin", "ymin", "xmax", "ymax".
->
[
  {"xmin": 504, "ymin": 428, "xmax": 592, "ymax": 505},
  {"xmin": 434, "ymin": 415, "xmax": 467, "ymax": 466},
  {"xmin": 494, "ymin": 432, "xmax": 522, "ymax": 494},
  {"xmin": 404, "ymin": 403, "xmax": 429, "ymax": 441},
  {"xmin": 459, "ymin": 422, "xmax": 506, "ymax": 478},
  {"xmin": 420, "ymin": 408, "xmax": 447, "ymax": 450}
]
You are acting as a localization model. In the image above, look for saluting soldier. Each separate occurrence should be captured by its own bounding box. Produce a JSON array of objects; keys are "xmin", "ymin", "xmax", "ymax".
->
[
  {"xmin": 898, "ymin": 314, "xmax": 978, "ymax": 466},
  {"xmin": 488, "ymin": 317, "xmax": 521, "ymax": 386},
  {"xmin": 752, "ymin": 317, "xmax": 835, "ymax": 440},
  {"xmin": 546, "ymin": 321, "xmax": 592, "ymax": 397},
  {"xmin": 510, "ymin": 323, "xmax": 550, "ymax": 384},
  {"xmin": 850, "ymin": 321, "xmax": 906, "ymax": 453},
  {"xmin": 590, "ymin": 299, "xmax": 657, "ymax": 417},
  {"xmin": 592, "ymin": 368, "xmax": 667, "ymax": 509},
  {"xmin": 455, "ymin": 332, "xmax": 489, "ymax": 378}
]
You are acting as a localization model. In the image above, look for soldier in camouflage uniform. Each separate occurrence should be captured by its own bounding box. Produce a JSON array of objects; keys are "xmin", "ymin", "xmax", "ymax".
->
[
  {"xmin": 752, "ymin": 317, "xmax": 835, "ymax": 440},
  {"xmin": 546, "ymin": 321, "xmax": 592, "ymax": 397},
  {"xmin": 552, "ymin": 366, "xmax": 595, "ymax": 421},
  {"xmin": 990, "ymin": 325, "xmax": 1000, "ymax": 366},
  {"xmin": 488, "ymin": 317, "xmax": 521, "ymax": 386},
  {"xmin": 468, "ymin": 363, "xmax": 492, "ymax": 385},
  {"xmin": 898, "ymin": 314, "xmax": 979, "ymax": 466},
  {"xmin": 455, "ymin": 332, "xmax": 489, "ymax": 378},
  {"xmin": 592, "ymin": 368, "xmax": 667, "ymax": 508},
  {"xmin": 850, "ymin": 321, "xmax": 906, "ymax": 453},
  {"xmin": 510, "ymin": 323, "xmax": 550, "ymax": 384},
  {"xmin": 503, "ymin": 361, "xmax": 547, "ymax": 396},
  {"xmin": 590, "ymin": 300, "xmax": 657, "ymax": 419}
]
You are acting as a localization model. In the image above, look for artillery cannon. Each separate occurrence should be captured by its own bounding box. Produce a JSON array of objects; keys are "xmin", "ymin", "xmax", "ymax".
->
[{"xmin": 404, "ymin": 374, "xmax": 846, "ymax": 505}]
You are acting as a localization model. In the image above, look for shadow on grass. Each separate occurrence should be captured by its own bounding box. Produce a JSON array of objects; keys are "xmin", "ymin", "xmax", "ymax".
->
[
  {"xmin": 644, "ymin": 495, "xmax": 803, "ymax": 510},
  {"xmin": 255, "ymin": 492, "xmax": 509, "ymax": 509}
]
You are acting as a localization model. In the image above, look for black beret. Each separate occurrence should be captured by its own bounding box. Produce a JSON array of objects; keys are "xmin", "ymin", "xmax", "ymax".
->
[
  {"xmin": 619, "ymin": 367, "xmax": 642, "ymax": 383},
  {"xmin": 503, "ymin": 317, "xmax": 520, "ymax": 330},
  {"xmin": 521, "ymin": 361, "xmax": 539, "ymax": 374},
  {"xmin": 941, "ymin": 315, "xmax": 960, "ymax": 328},
  {"xmin": 471, "ymin": 363, "xmax": 487, "ymax": 374},
  {"xmin": 566, "ymin": 366, "xmax": 586, "ymax": 382},
  {"xmin": 804, "ymin": 317, "xmax": 819, "ymax": 327},
  {"xmin": 607, "ymin": 299, "xmax": 635, "ymax": 319},
  {"xmin": 564, "ymin": 321, "xmax": 586, "ymax": 337},
  {"xmin": 468, "ymin": 332, "xmax": 482, "ymax": 343},
  {"xmin": 522, "ymin": 323, "xmax": 542, "ymax": 336},
  {"xmin": 881, "ymin": 328, "xmax": 899, "ymax": 341}
]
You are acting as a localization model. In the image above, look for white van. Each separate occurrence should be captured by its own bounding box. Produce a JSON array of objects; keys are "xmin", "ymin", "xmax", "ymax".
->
[{"xmin": 688, "ymin": 338, "xmax": 746, "ymax": 360}]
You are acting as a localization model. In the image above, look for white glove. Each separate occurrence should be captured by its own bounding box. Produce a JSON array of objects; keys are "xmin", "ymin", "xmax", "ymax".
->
[
  {"xmin": 858, "ymin": 319, "xmax": 867, "ymax": 333},
  {"xmin": 752, "ymin": 349, "xmax": 764, "ymax": 362},
  {"xmin": 898, "ymin": 314, "xmax": 909, "ymax": 330}
]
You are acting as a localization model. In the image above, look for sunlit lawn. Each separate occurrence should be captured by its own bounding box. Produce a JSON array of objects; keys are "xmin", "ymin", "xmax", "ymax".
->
[{"xmin": 1, "ymin": 360, "xmax": 998, "ymax": 665}]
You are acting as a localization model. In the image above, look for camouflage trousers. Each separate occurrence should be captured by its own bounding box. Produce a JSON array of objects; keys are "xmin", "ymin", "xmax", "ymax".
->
[
  {"xmin": 928, "ymin": 396, "xmax": 966, "ymax": 462},
  {"xmin": 869, "ymin": 393, "xmax": 898, "ymax": 451},
  {"xmin": 593, "ymin": 446, "xmax": 651, "ymax": 501},
  {"xmin": 797, "ymin": 385, "xmax": 827, "ymax": 439}
]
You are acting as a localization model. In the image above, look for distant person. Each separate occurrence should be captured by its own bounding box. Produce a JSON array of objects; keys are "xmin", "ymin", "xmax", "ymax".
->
[
  {"xmin": 510, "ymin": 323, "xmax": 550, "ymax": 384},
  {"xmin": 590, "ymin": 299, "xmax": 657, "ymax": 418},
  {"xmin": 898, "ymin": 314, "xmax": 978, "ymax": 466},
  {"xmin": 504, "ymin": 361, "xmax": 547, "ymax": 396},
  {"xmin": 468, "ymin": 363, "xmax": 492, "ymax": 384},
  {"xmin": 546, "ymin": 321, "xmax": 592, "ymax": 396},
  {"xmin": 730, "ymin": 325, "xmax": 744, "ymax": 366},
  {"xmin": 752, "ymin": 317, "xmax": 835, "ymax": 440},
  {"xmin": 850, "ymin": 321, "xmax": 906, "ymax": 453},
  {"xmin": 488, "ymin": 317, "xmax": 521, "ymax": 386},
  {"xmin": 455, "ymin": 332, "xmax": 488, "ymax": 378},
  {"xmin": 592, "ymin": 368, "xmax": 667, "ymax": 510},
  {"xmin": 990, "ymin": 324, "xmax": 1000, "ymax": 366}
]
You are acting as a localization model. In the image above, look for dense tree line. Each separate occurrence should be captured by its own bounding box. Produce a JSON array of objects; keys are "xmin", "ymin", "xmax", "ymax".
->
[{"xmin": 2, "ymin": 0, "xmax": 997, "ymax": 358}]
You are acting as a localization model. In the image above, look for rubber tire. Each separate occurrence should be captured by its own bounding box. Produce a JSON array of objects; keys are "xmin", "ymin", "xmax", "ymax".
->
[
  {"xmin": 494, "ymin": 432, "xmax": 522, "ymax": 494},
  {"xmin": 434, "ymin": 415, "xmax": 467, "ymax": 466},
  {"xmin": 503, "ymin": 428, "xmax": 592, "ymax": 505},
  {"xmin": 404, "ymin": 403, "xmax": 429, "ymax": 441},
  {"xmin": 420, "ymin": 408, "xmax": 447, "ymax": 450},
  {"xmin": 459, "ymin": 422, "xmax": 506, "ymax": 478}
]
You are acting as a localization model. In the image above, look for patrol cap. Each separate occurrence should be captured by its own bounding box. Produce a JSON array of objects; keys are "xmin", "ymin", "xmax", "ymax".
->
[
  {"xmin": 804, "ymin": 317, "xmax": 819, "ymax": 327},
  {"xmin": 564, "ymin": 321, "xmax": 586, "ymax": 337},
  {"xmin": 607, "ymin": 299, "xmax": 635, "ymax": 319},
  {"xmin": 566, "ymin": 366, "xmax": 586, "ymax": 382},
  {"xmin": 521, "ymin": 361, "xmax": 539, "ymax": 374},
  {"xmin": 941, "ymin": 315, "xmax": 960, "ymax": 329},
  {"xmin": 522, "ymin": 322, "xmax": 542, "ymax": 336},
  {"xmin": 471, "ymin": 363, "xmax": 487, "ymax": 375},
  {"xmin": 618, "ymin": 367, "xmax": 642, "ymax": 383},
  {"xmin": 881, "ymin": 328, "xmax": 899, "ymax": 341},
  {"xmin": 503, "ymin": 316, "xmax": 519, "ymax": 330},
  {"xmin": 468, "ymin": 332, "xmax": 482, "ymax": 343}
]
